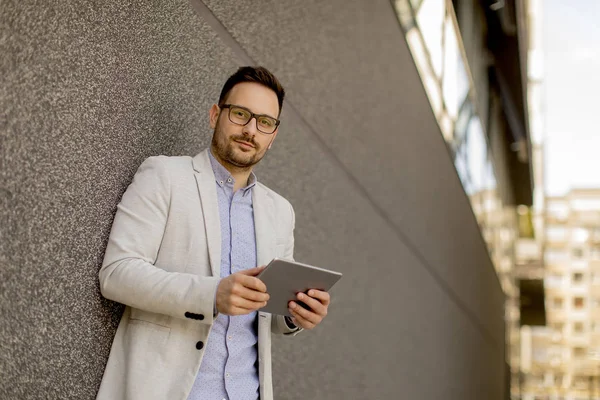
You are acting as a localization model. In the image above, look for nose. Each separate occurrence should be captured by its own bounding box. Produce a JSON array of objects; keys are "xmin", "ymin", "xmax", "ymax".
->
[{"xmin": 242, "ymin": 117, "xmax": 258, "ymax": 136}]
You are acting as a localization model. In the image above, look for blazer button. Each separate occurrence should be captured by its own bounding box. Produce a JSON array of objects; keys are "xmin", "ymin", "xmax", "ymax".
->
[
  {"xmin": 198, "ymin": 314, "xmax": 204, "ymax": 320},
  {"xmin": 196, "ymin": 341, "xmax": 204, "ymax": 350},
  {"xmin": 184, "ymin": 312, "xmax": 191, "ymax": 318}
]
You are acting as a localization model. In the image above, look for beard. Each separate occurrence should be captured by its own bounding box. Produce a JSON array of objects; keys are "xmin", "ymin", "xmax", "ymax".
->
[{"xmin": 211, "ymin": 122, "xmax": 266, "ymax": 169}]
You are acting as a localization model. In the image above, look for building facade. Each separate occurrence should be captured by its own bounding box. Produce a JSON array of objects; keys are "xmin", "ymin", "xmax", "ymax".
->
[{"xmin": 519, "ymin": 190, "xmax": 600, "ymax": 400}]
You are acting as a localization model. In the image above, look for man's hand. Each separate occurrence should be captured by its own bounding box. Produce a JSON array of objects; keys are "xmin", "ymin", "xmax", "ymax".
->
[
  {"xmin": 288, "ymin": 290, "xmax": 330, "ymax": 330},
  {"xmin": 216, "ymin": 266, "xmax": 269, "ymax": 316}
]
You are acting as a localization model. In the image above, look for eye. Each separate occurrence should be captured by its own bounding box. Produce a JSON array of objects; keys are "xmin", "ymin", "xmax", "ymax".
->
[
  {"xmin": 258, "ymin": 117, "xmax": 274, "ymax": 127},
  {"xmin": 231, "ymin": 108, "xmax": 250, "ymax": 119}
]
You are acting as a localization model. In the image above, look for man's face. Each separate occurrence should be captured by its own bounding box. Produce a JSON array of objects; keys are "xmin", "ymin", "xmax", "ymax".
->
[{"xmin": 210, "ymin": 82, "xmax": 280, "ymax": 169}]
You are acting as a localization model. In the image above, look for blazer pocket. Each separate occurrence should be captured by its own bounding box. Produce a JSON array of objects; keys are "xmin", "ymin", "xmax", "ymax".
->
[
  {"xmin": 125, "ymin": 318, "xmax": 171, "ymax": 379},
  {"xmin": 128, "ymin": 317, "xmax": 172, "ymax": 333},
  {"xmin": 129, "ymin": 307, "xmax": 172, "ymax": 330}
]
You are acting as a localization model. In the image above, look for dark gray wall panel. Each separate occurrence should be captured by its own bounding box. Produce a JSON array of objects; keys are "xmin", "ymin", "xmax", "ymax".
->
[
  {"xmin": 260, "ymin": 110, "xmax": 505, "ymax": 399},
  {"xmin": 1, "ymin": 1, "xmax": 235, "ymax": 398},
  {"xmin": 201, "ymin": 0, "xmax": 505, "ymax": 347},
  {"xmin": 1, "ymin": 0, "xmax": 506, "ymax": 399}
]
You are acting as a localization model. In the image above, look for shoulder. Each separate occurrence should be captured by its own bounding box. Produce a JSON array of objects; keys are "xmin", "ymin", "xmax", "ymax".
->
[
  {"xmin": 131, "ymin": 156, "xmax": 196, "ymax": 190},
  {"xmin": 136, "ymin": 155, "xmax": 195, "ymax": 176},
  {"xmin": 140, "ymin": 155, "xmax": 193, "ymax": 168}
]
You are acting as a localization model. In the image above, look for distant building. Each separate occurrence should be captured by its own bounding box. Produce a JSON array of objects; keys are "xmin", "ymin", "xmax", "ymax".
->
[{"xmin": 519, "ymin": 189, "xmax": 600, "ymax": 399}]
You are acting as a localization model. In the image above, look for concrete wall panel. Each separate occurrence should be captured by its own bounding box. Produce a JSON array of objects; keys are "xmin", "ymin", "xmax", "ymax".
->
[
  {"xmin": 1, "ymin": 0, "xmax": 506, "ymax": 398},
  {"xmin": 201, "ymin": 0, "xmax": 505, "ymax": 347}
]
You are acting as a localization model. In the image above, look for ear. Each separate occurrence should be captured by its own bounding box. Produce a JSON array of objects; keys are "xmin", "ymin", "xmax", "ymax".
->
[{"xmin": 209, "ymin": 104, "xmax": 220, "ymax": 129}]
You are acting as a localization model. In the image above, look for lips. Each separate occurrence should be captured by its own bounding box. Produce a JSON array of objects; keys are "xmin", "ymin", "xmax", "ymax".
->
[{"xmin": 234, "ymin": 140, "xmax": 255, "ymax": 149}]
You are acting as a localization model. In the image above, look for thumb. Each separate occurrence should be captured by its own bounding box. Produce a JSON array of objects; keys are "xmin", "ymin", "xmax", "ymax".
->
[{"xmin": 238, "ymin": 265, "xmax": 267, "ymax": 276}]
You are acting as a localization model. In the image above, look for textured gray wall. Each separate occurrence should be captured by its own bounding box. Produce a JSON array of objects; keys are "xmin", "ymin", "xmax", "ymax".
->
[{"xmin": 1, "ymin": 0, "xmax": 505, "ymax": 399}]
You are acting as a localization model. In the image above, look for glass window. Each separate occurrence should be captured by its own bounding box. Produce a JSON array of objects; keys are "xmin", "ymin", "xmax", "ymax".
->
[
  {"xmin": 554, "ymin": 374, "xmax": 563, "ymax": 385},
  {"xmin": 573, "ymin": 347, "xmax": 586, "ymax": 358},
  {"xmin": 442, "ymin": 15, "xmax": 469, "ymax": 121},
  {"xmin": 574, "ymin": 297, "xmax": 585, "ymax": 308},
  {"xmin": 552, "ymin": 298, "xmax": 564, "ymax": 309},
  {"xmin": 573, "ymin": 272, "xmax": 584, "ymax": 283},
  {"xmin": 416, "ymin": 0, "xmax": 445, "ymax": 79}
]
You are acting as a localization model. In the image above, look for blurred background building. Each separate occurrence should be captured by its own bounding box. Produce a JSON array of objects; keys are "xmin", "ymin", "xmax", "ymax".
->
[
  {"xmin": 395, "ymin": 0, "xmax": 540, "ymax": 396},
  {"xmin": 518, "ymin": 189, "xmax": 600, "ymax": 399}
]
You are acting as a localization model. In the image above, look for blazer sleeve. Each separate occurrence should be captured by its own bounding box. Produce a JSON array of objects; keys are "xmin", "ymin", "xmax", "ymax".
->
[
  {"xmin": 99, "ymin": 156, "xmax": 219, "ymax": 325},
  {"xmin": 271, "ymin": 202, "xmax": 303, "ymax": 336}
]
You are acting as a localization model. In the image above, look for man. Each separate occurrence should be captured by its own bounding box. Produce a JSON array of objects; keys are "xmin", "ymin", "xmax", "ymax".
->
[{"xmin": 96, "ymin": 66, "xmax": 331, "ymax": 400}]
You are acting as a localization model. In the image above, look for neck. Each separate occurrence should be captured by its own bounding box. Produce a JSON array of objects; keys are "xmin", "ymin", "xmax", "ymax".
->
[{"xmin": 210, "ymin": 148, "xmax": 253, "ymax": 192}]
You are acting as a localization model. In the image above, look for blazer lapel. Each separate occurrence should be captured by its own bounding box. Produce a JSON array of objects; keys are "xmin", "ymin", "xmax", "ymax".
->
[
  {"xmin": 192, "ymin": 149, "xmax": 221, "ymax": 278},
  {"xmin": 253, "ymin": 185, "xmax": 276, "ymax": 268}
]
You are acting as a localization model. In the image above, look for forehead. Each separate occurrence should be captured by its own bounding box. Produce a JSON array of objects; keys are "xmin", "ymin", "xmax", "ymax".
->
[{"xmin": 224, "ymin": 82, "xmax": 279, "ymax": 117}]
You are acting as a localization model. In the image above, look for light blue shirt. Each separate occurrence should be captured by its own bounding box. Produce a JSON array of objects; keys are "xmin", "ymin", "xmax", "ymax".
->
[{"xmin": 187, "ymin": 151, "xmax": 259, "ymax": 400}]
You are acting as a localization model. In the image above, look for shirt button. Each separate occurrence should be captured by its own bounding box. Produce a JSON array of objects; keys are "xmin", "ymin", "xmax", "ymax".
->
[
  {"xmin": 227, "ymin": 335, "xmax": 232, "ymax": 340},
  {"xmin": 219, "ymin": 180, "xmax": 224, "ymax": 185},
  {"xmin": 226, "ymin": 373, "xmax": 231, "ymax": 378},
  {"xmin": 227, "ymin": 178, "xmax": 232, "ymax": 183},
  {"xmin": 196, "ymin": 341, "xmax": 204, "ymax": 350}
]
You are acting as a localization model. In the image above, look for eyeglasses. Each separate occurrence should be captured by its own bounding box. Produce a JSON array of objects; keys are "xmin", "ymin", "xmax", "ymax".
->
[{"xmin": 220, "ymin": 104, "xmax": 280, "ymax": 134}]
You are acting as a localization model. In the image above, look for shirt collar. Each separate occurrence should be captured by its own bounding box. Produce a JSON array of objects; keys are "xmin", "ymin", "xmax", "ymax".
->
[{"xmin": 208, "ymin": 150, "xmax": 257, "ymax": 194}]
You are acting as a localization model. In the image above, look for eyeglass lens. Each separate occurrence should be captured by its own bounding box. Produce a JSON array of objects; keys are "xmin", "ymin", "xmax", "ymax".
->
[{"xmin": 228, "ymin": 106, "xmax": 277, "ymax": 133}]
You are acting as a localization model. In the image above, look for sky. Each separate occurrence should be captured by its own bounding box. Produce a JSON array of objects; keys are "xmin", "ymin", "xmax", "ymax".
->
[{"xmin": 543, "ymin": 0, "xmax": 600, "ymax": 196}]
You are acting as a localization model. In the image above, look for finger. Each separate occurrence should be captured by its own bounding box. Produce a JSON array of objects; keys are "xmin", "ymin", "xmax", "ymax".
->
[
  {"xmin": 289, "ymin": 301, "xmax": 321, "ymax": 325},
  {"xmin": 306, "ymin": 289, "xmax": 330, "ymax": 305},
  {"xmin": 232, "ymin": 296, "xmax": 268, "ymax": 311},
  {"xmin": 296, "ymin": 292, "xmax": 327, "ymax": 316},
  {"xmin": 238, "ymin": 265, "xmax": 267, "ymax": 277},
  {"xmin": 288, "ymin": 307, "xmax": 316, "ymax": 330},
  {"xmin": 237, "ymin": 275, "xmax": 267, "ymax": 293},
  {"xmin": 234, "ymin": 285, "xmax": 270, "ymax": 302}
]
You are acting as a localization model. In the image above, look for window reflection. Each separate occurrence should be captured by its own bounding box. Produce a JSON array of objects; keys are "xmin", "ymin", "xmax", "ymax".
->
[
  {"xmin": 416, "ymin": 0, "xmax": 445, "ymax": 79},
  {"xmin": 393, "ymin": 0, "xmax": 509, "ymax": 282}
]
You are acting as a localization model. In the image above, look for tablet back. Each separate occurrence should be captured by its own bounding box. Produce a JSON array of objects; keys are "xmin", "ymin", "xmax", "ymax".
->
[{"xmin": 257, "ymin": 258, "xmax": 342, "ymax": 317}]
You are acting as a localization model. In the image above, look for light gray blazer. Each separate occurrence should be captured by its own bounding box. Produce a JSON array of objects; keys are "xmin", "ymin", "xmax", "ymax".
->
[{"xmin": 96, "ymin": 149, "xmax": 300, "ymax": 400}]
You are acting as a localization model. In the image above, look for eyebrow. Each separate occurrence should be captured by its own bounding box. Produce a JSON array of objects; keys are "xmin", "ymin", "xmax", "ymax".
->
[{"xmin": 229, "ymin": 104, "xmax": 278, "ymax": 120}]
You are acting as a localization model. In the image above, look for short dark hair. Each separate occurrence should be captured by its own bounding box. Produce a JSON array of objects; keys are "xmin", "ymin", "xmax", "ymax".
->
[{"xmin": 218, "ymin": 66, "xmax": 285, "ymax": 115}]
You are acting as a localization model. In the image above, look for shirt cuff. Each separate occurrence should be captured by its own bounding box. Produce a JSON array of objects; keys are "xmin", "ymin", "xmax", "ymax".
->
[
  {"xmin": 213, "ymin": 279, "xmax": 221, "ymax": 317},
  {"xmin": 284, "ymin": 316, "xmax": 298, "ymax": 330}
]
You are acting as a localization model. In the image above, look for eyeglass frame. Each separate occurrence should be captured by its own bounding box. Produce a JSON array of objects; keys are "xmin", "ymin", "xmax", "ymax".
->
[{"xmin": 219, "ymin": 104, "xmax": 281, "ymax": 134}]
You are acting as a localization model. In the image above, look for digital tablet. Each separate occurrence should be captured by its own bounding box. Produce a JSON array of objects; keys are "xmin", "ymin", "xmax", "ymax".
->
[{"xmin": 257, "ymin": 258, "xmax": 342, "ymax": 317}]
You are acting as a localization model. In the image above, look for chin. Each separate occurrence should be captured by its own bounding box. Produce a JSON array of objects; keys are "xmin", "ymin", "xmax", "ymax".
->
[{"xmin": 226, "ymin": 152, "xmax": 257, "ymax": 168}]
